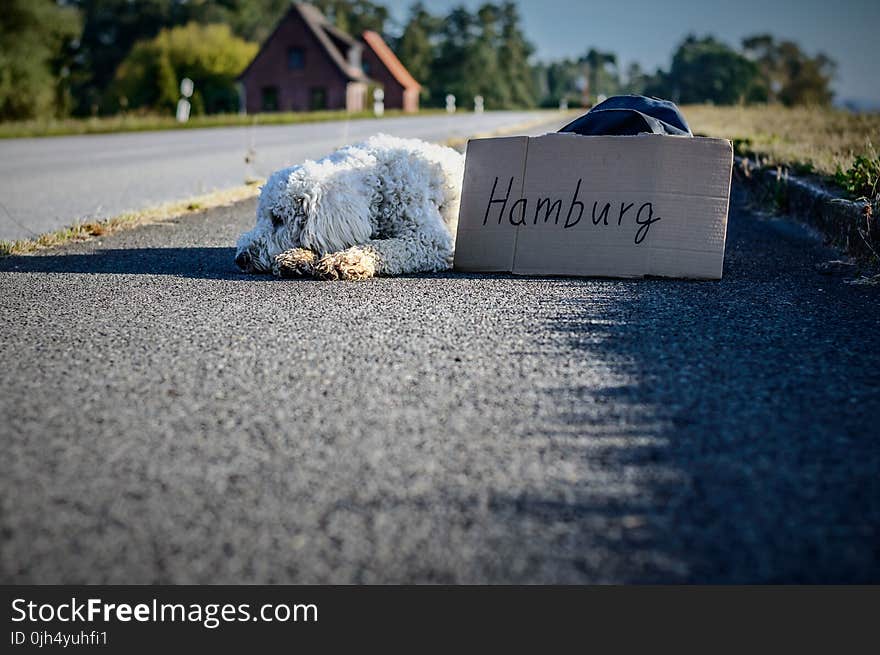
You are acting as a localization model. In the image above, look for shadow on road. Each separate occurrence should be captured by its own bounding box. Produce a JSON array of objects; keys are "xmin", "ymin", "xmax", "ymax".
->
[
  {"xmin": 0, "ymin": 247, "xmax": 260, "ymax": 280},
  {"xmin": 511, "ymin": 209, "xmax": 880, "ymax": 582},
  {"xmin": 0, "ymin": 250, "xmax": 574, "ymax": 283}
]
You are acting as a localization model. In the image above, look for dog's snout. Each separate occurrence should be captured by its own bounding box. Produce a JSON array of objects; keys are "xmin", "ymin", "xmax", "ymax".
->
[{"xmin": 235, "ymin": 250, "xmax": 252, "ymax": 271}]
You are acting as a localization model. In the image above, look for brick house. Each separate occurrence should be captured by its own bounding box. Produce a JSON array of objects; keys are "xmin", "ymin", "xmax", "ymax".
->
[{"xmin": 238, "ymin": 2, "xmax": 420, "ymax": 114}]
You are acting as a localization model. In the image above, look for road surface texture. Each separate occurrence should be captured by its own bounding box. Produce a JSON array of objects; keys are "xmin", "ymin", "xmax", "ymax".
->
[
  {"xmin": 1, "ymin": 185, "xmax": 879, "ymax": 583},
  {"xmin": 0, "ymin": 111, "xmax": 549, "ymax": 241}
]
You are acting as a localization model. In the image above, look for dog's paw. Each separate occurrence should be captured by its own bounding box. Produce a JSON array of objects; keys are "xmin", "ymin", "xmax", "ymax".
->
[
  {"xmin": 314, "ymin": 247, "xmax": 378, "ymax": 281},
  {"xmin": 273, "ymin": 248, "xmax": 317, "ymax": 278}
]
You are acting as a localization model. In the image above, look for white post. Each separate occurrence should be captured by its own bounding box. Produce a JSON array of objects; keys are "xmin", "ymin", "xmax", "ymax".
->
[
  {"xmin": 177, "ymin": 77, "xmax": 194, "ymax": 123},
  {"xmin": 373, "ymin": 88, "xmax": 385, "ymax": 117},
  {"xmin": 176, "ymin": 99, "xmax": 191, "ymax": 123},
  {"xmin": 474, "ymin": 95, "xmax": 484, "ymax": 113},
  {"xmin": 445, "ymin": 94, "xmax": 456, "ymax": 113}
]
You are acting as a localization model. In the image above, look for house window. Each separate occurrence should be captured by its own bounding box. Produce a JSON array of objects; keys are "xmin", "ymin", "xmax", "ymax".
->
[
  {"xmin": 362, "ymin": 60, "xmax": 371, "ymax": 76},
  {"xmin": 309, "ymin": 87, "xmax": 327, "ymax": 110},
  {"xmin": 287, "ymin": 47, "xmax": 305, "ymax": 70},
  {"xmin": 261, "ymin": 86, "xmax": 279, "ymax": 112}
]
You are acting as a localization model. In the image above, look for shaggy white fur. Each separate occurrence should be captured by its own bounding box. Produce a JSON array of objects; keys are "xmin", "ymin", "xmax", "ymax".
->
[{"xmin": 235, "ymin": 134, "xmax": 465, "ymax": 280}]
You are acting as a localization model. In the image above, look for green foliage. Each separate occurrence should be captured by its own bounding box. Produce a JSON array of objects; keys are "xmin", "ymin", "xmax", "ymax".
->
[
  {"xmin": 742, "ymin": 35, "xmax": 835, "ymax": 106},
  {"xmin": 0, "ymin": 0, "xmax": 81, "ymax": 120},
  {"xmin": 533, "ymin": 59, "xmax": 581, "ymax": 108},
  {"xmin": 654, "ymin": 35, "xmax": 758, "ymax": 105},
  {"xmin": 582, "ymin": 48, "xmax": 618, "ymax": 99},
  {"xmin": 622, "ymin": 62, "xmax": 648, "ymax": 96},
  {"xmin": 533, "ymin": 48, "xmax": 619, "ymax": 108},
  {"xmin": 310, "ymin": 0, "xmax": 389, "ymax": 36},
  {"xmin": 1, "ymin": 1, "xmax": 846, "ymax": 123},
  {"xmin": 495, "ymin": 3, "xmax": 536, "ymax": 108},
  {"xmin": 66, "ymin": 0, "xmax": 289, "ymax": 115},
  {"xmin": 395, "ymin": 3, "xmax": 439, "ymax": 99},
  {"xmin": 155, "ymin": 52, "xmax": 180, "ymax": 113},
  {"xmin": 646, "ymin": 33, "xmax": 835, "ymax": 107},
  {"xmin": 535, "ymin": 31, "xmax": 836, "ymax": 110},
  {"xmin": 834, "ymin": 144, "xmax": 880, "ymax": 199},
  {"xmin": 68, "ymin": 0, "xmax": 190, "ymax": 115},
  {"xmin": 183, "ymin": 0, "xmax": 291, "ymax": 44},
  {"xmin": 113, "ymin": 22, "xmax": 258, "ymax": 115},
  {"xmin": 417, "ymin": 2, "xmax": 535, "ymax": 109}
]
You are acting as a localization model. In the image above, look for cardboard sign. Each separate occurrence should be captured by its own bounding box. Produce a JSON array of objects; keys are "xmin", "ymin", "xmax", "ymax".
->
[{"xmin": 453, "ymin": 133, "xmax": 733, "ymax": 279}]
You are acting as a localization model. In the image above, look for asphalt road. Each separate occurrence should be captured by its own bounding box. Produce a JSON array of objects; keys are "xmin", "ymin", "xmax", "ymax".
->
[
  {"xmin": 1, "ymin": 183, "xmax": 877, "ymax": 583},
  {"xmin": 0, "ymin": 110, "xmax": 549, "ymax": 241}
]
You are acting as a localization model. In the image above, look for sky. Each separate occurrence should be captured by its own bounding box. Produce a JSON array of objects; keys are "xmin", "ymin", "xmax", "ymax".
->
[{"xmin": 382, "ymin": 0, "xmax": 880, "ymax": 108}]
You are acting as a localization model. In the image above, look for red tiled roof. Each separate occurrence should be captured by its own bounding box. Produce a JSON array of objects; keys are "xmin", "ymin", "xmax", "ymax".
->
[{"xmin": 362, "ymin": 30, "xmax": 421, "ymax": 91}]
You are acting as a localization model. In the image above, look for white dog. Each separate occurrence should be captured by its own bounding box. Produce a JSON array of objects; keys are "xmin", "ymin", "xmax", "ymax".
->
[{"xmin": 235, "ymin": 134, "xmax": 464, "ymax": 280}]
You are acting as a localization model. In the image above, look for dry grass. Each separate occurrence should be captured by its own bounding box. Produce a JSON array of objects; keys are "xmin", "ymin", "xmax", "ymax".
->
[
  {"xmin": 683, "ymin": 104, "xmax": 880, "ymax": 184},
  {"xmin": 0, "ymin": 183, "xmax": 261, "ymax": 257}
]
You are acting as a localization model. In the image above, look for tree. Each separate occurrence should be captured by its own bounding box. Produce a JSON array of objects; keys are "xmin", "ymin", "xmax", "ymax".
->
[
  {"xmin": 662, "ymin": 35, "xmax": 758, "ymax": 104},
  {"xmin": 778, "ymin": 47, "xmax": 835, "ymax": 106},
  {"xmin": 742, "ymin": 34, "xmax": 835, "ymax": 106},
  {"xmin": 311, "ymin": 0, "xmax": 389, "ymax": 36},
  {"xmin": 0, "ymin": 0, "xmax": 81, "ymax": 120},
  {"xmin": 581, "ymin": 48, "xmax": 618, "ymax": 100},
  {"xmin": 534, "ymin": 58, "xmax": 581, "ymax": 108},
  {"xmin": 430, "ymin": 7, "xmax": 479, "ymax": 106},
  {"xmin": 66, "ymin": 0, "xmax": 198, "ymax": 115},
  {"xmin": 112, "ymin": 22, "xmax": 258, "ymax": 114},
  {"xmin": 154, "ymin": 51, "xmax": 179, "ymax": 113},
  {"xmin": 66, "ymin": 1, "xmax": 297, "ymax": 115},
  {"xmin": 496, "ymin": 2, "xmax": 536, "ymax": 107},
  {"xmin": 186, "ymin": 0, "xmax": 291, "ymax": 44},
  {"xmin": 429, "ymin": 2, "xmax": 535, "ymax": 109},
  {"xmin": 396, "ymin": 3, "xmax": 440, "ymax": 97},
  {"xmin": 622, "ymin": 62, "xmax": 647, "ymax": 95},
  {"xmin": 472, "ymin": 5, "xmax": 508, "ymax": 108}
]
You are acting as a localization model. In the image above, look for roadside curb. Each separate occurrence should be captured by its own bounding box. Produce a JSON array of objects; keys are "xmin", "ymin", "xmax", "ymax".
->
[{"xmin": 734, "ymin": 156, "xmax": 878, "ymax": 261}]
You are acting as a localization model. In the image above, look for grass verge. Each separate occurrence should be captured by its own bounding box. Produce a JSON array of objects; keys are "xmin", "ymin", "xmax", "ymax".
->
[
  {"xmin": 0, "ymin": 108, "xmax": 450, "ymax": 139},
  {"xmin": 683, "ymin": 104, "xmax": 880, "ymax": 199},
  {"xmin": 0, "ymin": 183, "xmax": 262, "ymax": 257}
]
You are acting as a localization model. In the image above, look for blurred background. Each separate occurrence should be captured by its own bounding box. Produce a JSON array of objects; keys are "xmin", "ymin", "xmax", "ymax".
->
[
  {"xmin": 4, "ymin": 0, "xmax": 876, "ymax": 122},
  {"xmin": 0, "ymin": 0, "xmax": 877, "ymax": 230}
]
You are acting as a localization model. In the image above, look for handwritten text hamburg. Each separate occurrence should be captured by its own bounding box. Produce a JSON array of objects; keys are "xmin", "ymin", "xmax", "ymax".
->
[{"xmin": 482, "ymin": 176, "xmax": 663, "ymax": 245}]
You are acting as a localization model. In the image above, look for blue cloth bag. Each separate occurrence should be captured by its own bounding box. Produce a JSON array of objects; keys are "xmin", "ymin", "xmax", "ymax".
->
[{"xmin": 559, "ymin": 95, "xmax": 692, "ymax": 137}]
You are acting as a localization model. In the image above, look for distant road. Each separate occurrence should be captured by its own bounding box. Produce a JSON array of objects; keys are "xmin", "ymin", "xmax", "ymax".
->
[{"xmin": 0, "ymin": 111, "xmax": 554, "ymax": 241}]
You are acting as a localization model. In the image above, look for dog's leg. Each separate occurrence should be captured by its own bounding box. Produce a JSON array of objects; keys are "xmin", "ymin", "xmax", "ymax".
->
[
  {"xmin": 314, "ymin": 237, "xmax": 451, "ymax": 280},
  {"xmin": 273, "ymin": 247, "xmax": 317, "ymax": 278},
  {"xmin": 313, "ymin": 244, "xmax": 380, "ymax": 281}
]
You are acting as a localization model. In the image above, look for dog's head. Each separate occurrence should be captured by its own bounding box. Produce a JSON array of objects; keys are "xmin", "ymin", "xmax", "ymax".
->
[
  {"xmin": 234, "ymin": 167, "xmax": 299, "ymax": 272},
  {"xmin": 235, "ymin": 154, "xmax": 375, "ymax": 273}
]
